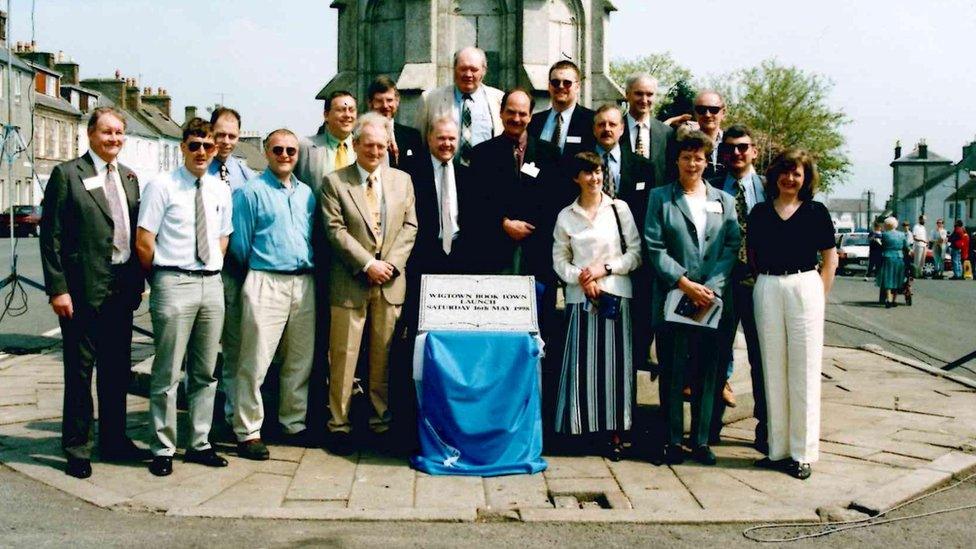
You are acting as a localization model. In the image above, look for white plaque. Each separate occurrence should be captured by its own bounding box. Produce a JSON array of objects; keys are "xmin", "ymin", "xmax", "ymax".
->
[{"xmin": 418, "ymin": 275, "xmax": 539, "ymax": 333}]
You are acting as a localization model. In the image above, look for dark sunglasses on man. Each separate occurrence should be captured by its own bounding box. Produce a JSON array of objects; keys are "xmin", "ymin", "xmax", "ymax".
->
[
  {"xmin": 187, "ymin": 141, "xmax": 216, "ymax": 153},
  {"xmin": 719, "ymin": 142, "xmax": 753, "ymax": 154},
  {"xmin": 694, "ymin": 105, "xmax": 723, "ymax": 115},
  {"xmin": 549, "ymin": 78, "xmax": 575, "ymax": 89},
  {"xmin": 272, "ymin": 146, "xmax": 298, "ymax": 157}
]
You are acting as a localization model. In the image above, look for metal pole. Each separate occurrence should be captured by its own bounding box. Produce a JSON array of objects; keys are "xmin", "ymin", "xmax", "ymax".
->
[{"xmin": 6, "ymin": 0, "xmax": 15, "ymax": 265}]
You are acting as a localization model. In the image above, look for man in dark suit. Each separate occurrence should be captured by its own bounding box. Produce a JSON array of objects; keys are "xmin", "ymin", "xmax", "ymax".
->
[
  {"xmin": 619, "ymin": 73, "xmax": 674, "ymax": 186},
  {"xmin": 527, "ymin": 60, "xmax": 595, "ymax": 160},
  {"xmin": 368, "ymin": 76, "xmax": 423, "ymax": 170},
  {"xmin": 39, "ymin": 107, "xmax": 148, "ymax": 479}
]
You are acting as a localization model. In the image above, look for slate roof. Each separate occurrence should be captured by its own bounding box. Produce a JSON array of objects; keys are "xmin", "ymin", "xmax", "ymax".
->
[
  {"xmin": 890, "ymin": 147, "xmax": 952, "ymax": 165},
  {"xmin": 903, "ymin": 150, "xmax": 976, "ymax": 200},
  {"xmin": 0, "ymin": 47, "xmax": 35, "ymax": 73},
  {"xmin": 33, "ymin": 92, "xmax": 81, "ymax": 117}
]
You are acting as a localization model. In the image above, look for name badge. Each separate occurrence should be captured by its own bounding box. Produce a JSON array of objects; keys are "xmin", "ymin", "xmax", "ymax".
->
[
  {"xmin": 636, "ymin": 182, "xmax": 646, "ymax": 191},
  {"xmin": 83, "ymin": 176, "xmax": 103, "ymax": 191},
  {"xmin": 705, "ymin": 200, "xmax": 723, "ymax": 214},
  {"xmin": 406, "ymin": 149, "xmax": 413, "ymax": 156},
  {"xmin": 565, "ymin": 135, "xmax": 582, "ymax": 144},
  {"xmin": 520, "ymin": 162, "xmax": 540, "ymax": 178}
]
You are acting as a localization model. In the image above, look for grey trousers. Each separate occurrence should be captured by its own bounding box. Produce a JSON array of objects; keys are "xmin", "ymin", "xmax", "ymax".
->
[
  {"xmin": 148, "ymin": 270, "xmax": 224, "ymax": 457},
  {"xmin": 220, "ymin": 269, "xmax": 244, "ymax": 425}
]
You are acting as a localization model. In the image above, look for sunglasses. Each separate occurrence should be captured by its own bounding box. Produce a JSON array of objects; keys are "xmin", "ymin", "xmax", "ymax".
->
[
  {"xmin": 721, "ymin": 143, "xmax": 753, "ymax": 154},
  {"xmin": 549, "ymin": 79, "xmax": 576, "ymax": 89},
  {"xmin": 186, "ymin": 141, "xmax": 216, "ymax": 153},
  {"xmin": 694, "ymin": 105, "xmax": 724, "ymax": 115},
  {"xmin": 271, "ymin": 146, "xmax": 297, "ymax": 157}
]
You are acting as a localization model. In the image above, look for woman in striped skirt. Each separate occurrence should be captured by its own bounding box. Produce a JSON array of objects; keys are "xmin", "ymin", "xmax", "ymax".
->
[{"xmin": 552, "ymin": 152, "xmax": 642, "ymax": 460}]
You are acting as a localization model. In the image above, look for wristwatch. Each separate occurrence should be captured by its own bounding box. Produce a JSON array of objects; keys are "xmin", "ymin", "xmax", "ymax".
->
[{"xmin": 604, "ymin": 263, "xmax": 613, "ymax": 275}]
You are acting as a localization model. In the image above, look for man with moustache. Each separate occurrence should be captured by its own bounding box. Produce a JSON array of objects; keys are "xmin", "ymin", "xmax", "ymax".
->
[
  {"xmin": 368, "ymin": 76, "xmax": 423, "ymax": 170},
  {"xmin": 230, "ymin": 129, "xmax": 316, "ymax": 460},
  {"xmin": 415, "ymin": 46, "xmax": 504, "ymax": 165},
  {"xmin": 40, "ymin": 107, "xmax": 149, "ymax": 479},
  {"xmin": 620, "ymin": 73, "xmax": 674, "ymax": 186},
  {"xmin": 320, "ymin": 113, "xmax": 417, "ymax": 455},
  {"xmin": 136, "ymin": 118, "xmax": 233, "ymax": 476},
  {"xmin": 527, "ymin": 60, "xmax": 595, "ymax": 159},
  {"xmin": 296, "ymin": 91, "xmax": 358, "ymax": 192}
]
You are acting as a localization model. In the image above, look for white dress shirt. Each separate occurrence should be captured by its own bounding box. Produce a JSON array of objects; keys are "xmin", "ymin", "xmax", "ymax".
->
[
  {"xmin": 90, "ymin": 153, "xmax": 131, "ymax": 264},
  {"xmin": 431, "ymin": 155, "xmax": 459, "ymax": 240},
  {"xmin": 624, "ymin": 112, "xmax": 651, "ymax": 159},
  {"xmin": 539, "ymin": 104, "xmax": 577, "ymax": 152}
]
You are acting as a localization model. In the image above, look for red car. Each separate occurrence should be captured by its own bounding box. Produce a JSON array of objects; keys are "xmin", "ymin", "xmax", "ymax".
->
[{"xmin": 0, "ymin": 205, "xmax": 42, "ymax": 237}]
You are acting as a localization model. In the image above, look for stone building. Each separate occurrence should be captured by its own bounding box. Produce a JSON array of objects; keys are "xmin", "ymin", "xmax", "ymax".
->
[
  {"xmin": 317, "ymin": 0, "xmax": 623, "ymax": 125},
  {"xmin": 0, "ymin": 44, "xmax": 36, "ymax": 210},
  {"xmin": 888, "ymin": 140, "xmax": 952, "ymax": 224},
  {"xmin": 890, "ymin": 138, "xmax": 976, "ymax": 225}
]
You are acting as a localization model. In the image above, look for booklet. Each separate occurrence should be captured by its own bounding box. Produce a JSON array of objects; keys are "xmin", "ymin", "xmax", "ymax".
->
[{"xmin": 664, "ymin": 288, "xmax": 723, "ymax": 329}]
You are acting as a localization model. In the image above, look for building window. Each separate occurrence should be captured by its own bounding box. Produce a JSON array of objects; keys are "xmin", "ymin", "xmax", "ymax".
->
[
  {"xmin": 14, "ymin": 75, "xmax": 21, "ymax": 103},
  {"xmin": 45, "ymin": 75, "xmax": 57, "ymax": 97},
  {"xmin": 0, "ymin": 66, "xmax": 4, "ymax": 98},
  {"xmin": 60, "ymin": 121, "xmax": 71, "ymax": 159},
  {"xmin": 34, "ymin": 117, "xmax": 44, "ymax": 157},
  {"xmin": 969, "ymin": 199, "xmax": 974, "ymax": 219},
  {"xmin": 46, "ymin": 118, "xmax": 56, "ymax": 159},
  {"xmin": 69, "ymin": 91, "xmax": 80, "ymax": 109}
]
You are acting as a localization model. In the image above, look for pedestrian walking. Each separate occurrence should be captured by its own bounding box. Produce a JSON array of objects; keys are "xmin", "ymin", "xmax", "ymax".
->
[{"xmin": 876, "ymin": 217, "xmax": 909, "ymax": 308}]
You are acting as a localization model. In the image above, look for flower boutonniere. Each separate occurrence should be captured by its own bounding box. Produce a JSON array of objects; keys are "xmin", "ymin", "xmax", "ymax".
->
[{"xmin": 125, "ymin": 172, "xmax": 137, "ymax": 183}]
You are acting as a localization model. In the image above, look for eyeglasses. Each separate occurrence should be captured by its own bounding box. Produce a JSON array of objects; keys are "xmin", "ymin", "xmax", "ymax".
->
[
  {"xmin": 549, "ymin": 79, "xmax": 576, "ymax": 89},
  {"xmin": 271, "ymin": 146, "xmax": 297, "ymax": 157},
  {"xmin": 186, "ymin": 141, "xmax": 216, "ymax": 153},
  {"xmin": 721, "ymin": 143, "xmax": 753, "ymax": 154},
  {"xmin": 694, "ymin": 105, "xmax": 724, "ymax": 115}
]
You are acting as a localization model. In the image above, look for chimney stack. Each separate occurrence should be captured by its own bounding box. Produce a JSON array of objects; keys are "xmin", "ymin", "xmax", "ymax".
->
[
  {"xmin": 124, "ymin": 78, "xmax": 141, "ymax": 111},
  {"xmin": 894, "ymin": 140, "xmax": 902, "ymax": 160},
  {"xmin": 144, "ymin": 87, "xmax": 173, "ymax": 119},
  {"xmin": 185, "ymin": 105, "xmax": 198, "ymax": 125},
  {"xmin": 918, "ymin": 138, "xmax": 928, "ymax": 160}
]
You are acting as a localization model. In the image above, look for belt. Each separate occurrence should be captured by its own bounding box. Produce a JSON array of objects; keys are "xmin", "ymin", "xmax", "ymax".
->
[
  {"xmin": 155, "ymin": 266, "xmax": 220, "ymax": 277},
  {"xmin": 260, "ymin": 268, "xmax": 314, "ymax": 276},
  {"xmin": 759, "ymin": 266, "xmax": 817, "ymax": 276}
]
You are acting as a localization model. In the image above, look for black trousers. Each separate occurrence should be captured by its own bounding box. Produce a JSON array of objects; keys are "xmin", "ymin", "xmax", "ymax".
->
[
  {"xmin": 60, "ymin": 287, "xmax": 134, "ymax": 459},
  {"xmin": 656, "ymin": 325, "xmax": 720, "ymax": 448}
]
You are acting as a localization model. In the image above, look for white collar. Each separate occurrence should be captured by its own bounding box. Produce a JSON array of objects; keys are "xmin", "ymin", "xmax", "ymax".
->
[{"xmin": 90, "ymin": 152, "xmax": 118, "ymax": 174}]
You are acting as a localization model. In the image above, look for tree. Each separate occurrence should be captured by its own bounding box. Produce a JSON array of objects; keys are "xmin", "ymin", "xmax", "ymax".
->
[
  {"xmin": 656, "ymin": 79, "xmax": 697, "ymax": 122},
  {"xmin": 608, "ymin": 52, "xmax": 692, "ymax": 116},
  {"xmin": 720, "ymin": 59, "xmax": 851, "ymax": 193}
]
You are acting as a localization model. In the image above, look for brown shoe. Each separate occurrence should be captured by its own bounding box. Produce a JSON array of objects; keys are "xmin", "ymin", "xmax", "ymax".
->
[
  {"xmin": 237, "ymin": 439, "xmax": 270, "ymax": 461},
  {"xmin": 722, "ymin": 381, "xmax": 737, "ymax": 408}
]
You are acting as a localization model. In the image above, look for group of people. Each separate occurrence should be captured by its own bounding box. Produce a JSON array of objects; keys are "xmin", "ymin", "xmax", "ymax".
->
[{"xmin": 39, "ymin": 46, "xmax": 836, "ymax": 482}]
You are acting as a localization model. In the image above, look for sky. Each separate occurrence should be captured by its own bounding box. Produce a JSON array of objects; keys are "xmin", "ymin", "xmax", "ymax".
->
[{"xmin": 8, "ymin": 0, "xmax": 976, "ymax": 202}]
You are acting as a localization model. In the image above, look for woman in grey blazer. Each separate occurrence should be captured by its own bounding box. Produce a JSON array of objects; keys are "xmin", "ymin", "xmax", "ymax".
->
[{"xmin": 644, "ymin": 131, "xmax": 740, "ymax": 465}]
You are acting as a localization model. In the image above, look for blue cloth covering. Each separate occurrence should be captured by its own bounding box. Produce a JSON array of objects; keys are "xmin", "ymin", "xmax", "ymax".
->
[{"xmin": 411, "ymin": 331, "xmax": 547, "ymax": 476}]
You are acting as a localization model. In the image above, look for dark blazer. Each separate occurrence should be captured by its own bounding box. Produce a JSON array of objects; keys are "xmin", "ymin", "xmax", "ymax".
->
[
  {"xmin": 403, "ymin": 152, "xmax": 476, "ymax": 275},
  {"xmin": 391, "ymin": 122, "xmax": 423, "ymax": 170},
  {"xmin": 621, "ymin": 114, "xmax": 674, "ymax": 189},
  {"xmin": 468, "ymin": 134, "xmax": 568, "ymax": 281},
  {"xmin": 39, "ymin": 152, "xmax": 143, "ymax": 310},
  {"xmin": 527, "ymin": 105, "xmax": 596, "ymax": 159},
  {"xmin": 615, "ymin": 147, "xmax": 656, "ymax": 233}
]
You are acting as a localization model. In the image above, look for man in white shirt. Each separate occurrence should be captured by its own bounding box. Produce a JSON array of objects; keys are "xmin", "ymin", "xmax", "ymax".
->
[
  {"xmin": 911, "ymin": 215, "xmax": 928, "ymax": 278},
  {"xmin": 527, "ymin": 60, "xmax": 595, "ymax": 159},
  {"xmin": 136, "ymin": 118, "xmax": 234, "ymax": 476},
  {"xmin": 620, "ymin": 73, "xmax": 675, "ymax": 188}
]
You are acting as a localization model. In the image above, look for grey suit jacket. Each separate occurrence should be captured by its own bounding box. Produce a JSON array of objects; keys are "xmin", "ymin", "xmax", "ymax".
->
[
  {"xmin": 296, "ymin": 132, "xmax": 356, "ymax": 195},
  {"xmin": 621, "ymin": 114, "xmax": 674, "ymax": 188},
  {"xmin": 643, "ymin": 181, "xmax": 741, "ymax": 328},
  {"xmin": 415, "ymin": 84, "xmax": 504, "ymax": 142},
  {"xmin": 320, "ymin": 164, "xmax": 417, "ymax": 307}
]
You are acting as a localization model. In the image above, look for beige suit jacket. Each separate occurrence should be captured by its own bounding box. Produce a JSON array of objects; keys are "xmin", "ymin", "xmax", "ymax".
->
[
  {"xmin": 320, "ymin": 164, "xmax": 417, "ymax": 307},
  {"xmin": 415, "ymin": 84, "xmax": 504, "ymax": 141}
]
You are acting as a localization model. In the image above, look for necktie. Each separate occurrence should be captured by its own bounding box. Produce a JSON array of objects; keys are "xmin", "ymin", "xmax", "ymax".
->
[
  {"xmin": 602, "ymin": 152, "xmax": 614, "ymax": 197},
  {"xmin": 104, "ymin": 164, "xmax": 129, "ymax": 261},
  {"xmin": 335, "ymin": 141, "xmax": 349, "ymax": 170},
  {"xmin": 366, "ymin": 173, "xmax": 383, "ymax": 248},
  {"xmin": 219, "ymin": 162, "xmax": 230, "ymax": 185},
  {"xmin": 735, "ymin": 179, "xmax": 749, "ymax": 265},
  {"xmin": 388, "ymin": 132, "xmax": 400, "ymax": 167},
  {"xmin": 634, "ymin": 123, "xmax": 648, "ymax": 158},
  {"xmin": 552, "ymin": 111, "xmax": 564, "ymax": 150},
  {"xmin": 440, "ymin": 162, "xmax": 454, "ymax": 255},
  {"xmin": 194, "ymin": 178, "xmax": 211, "ymax": 265},
  {"xmin": 459, "ymin": 93, "xmax": 473, "ymax": 166}
]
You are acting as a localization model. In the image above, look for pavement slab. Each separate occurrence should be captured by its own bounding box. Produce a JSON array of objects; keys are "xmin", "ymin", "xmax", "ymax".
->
[
  {"xmin": 414, "ymin": 473, "xmax": 485, "ymax": 509},
  {"xmin": 484, "ymin": 473, "xmax": 552, "ymax": 510},
  {"xmin": 286, "ymin": 448, "xmax": 358, "ymax": 502},
  {"xmin": 347, "ymin": 454, "xmax": 416, "ymax": 510}
]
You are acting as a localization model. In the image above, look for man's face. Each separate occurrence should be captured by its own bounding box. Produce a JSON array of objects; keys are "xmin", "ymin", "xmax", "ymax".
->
[
  {"xmin": 500, "ymin": 91, "xmax": 532, "ymax": 139},
  {"xmin": 428, "ymin": 122, "xmax": 458, "ymax": 163},
  {"xmin": 265, "ymin": 133, "xmax": 299, "ymax": 179},
  {"xmin": 325, "ymin": 95, "xmax": 357, "ymax": 139},
  {"xmin": 212, "ymin": 113, "xmax": 240, "ymax": 162},
  {"xmin": 354, "ymin": 124, "xmax": 389, "ymax": 173},
  {"xmin": 369, "ymin": 89, "xmax": 399, "ymax": 119},
  {"xmin": 88, "ymin": 113, "xmax": 126, "ymax": 162},
  {"xmin": 181, "ymin": 134, "xmax": 217, "ymax": 177},
  {"xmin": 723, "ymin": 136, "xmax": 757, "ymax": 173},
  {"xmin": 593, "ymin": 109, "xmax": 623, "ymax": 150},
  {"xmin": 626, "ymin": 78, "xmax": 657, "ymax": 119},
  {"xmin": 694, "ymin": 92, "xmax": 725, "ymax": 135},
  {"xmin": 548, "ymin": 67, "xmax": 579, "ymax": 110},
  {"xmin": 454, "ymin": 50, "xmax": 485, "ymax": 94}
]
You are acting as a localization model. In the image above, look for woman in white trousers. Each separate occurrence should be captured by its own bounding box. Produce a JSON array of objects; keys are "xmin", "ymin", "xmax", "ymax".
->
[{"xmin": 746, "ymin": 149, "xmax": 837, "ymax": 480}]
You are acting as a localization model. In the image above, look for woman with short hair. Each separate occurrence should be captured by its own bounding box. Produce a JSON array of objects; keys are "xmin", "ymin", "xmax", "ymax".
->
[{"xmin": 876, "ymin": 216, "xmax": 910, "ymax": 308}]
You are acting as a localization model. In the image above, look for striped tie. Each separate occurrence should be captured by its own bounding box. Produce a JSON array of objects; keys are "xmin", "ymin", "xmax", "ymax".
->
[
  {"xmin": 195, "ymin": 178, "xmax": 210, "ymax": 265},
  {"xmin": 634, "ymin": 123, "xmax": 648, "ymax": 158},
  {"xmin": 458, "ymin": 93, "xmax": 473, "ymax": 166}
]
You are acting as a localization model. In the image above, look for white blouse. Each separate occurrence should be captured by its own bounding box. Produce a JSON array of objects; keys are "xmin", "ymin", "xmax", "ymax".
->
[{"xmin": 552, "ymin": 195, "xmax": 643, "ymax": 304}]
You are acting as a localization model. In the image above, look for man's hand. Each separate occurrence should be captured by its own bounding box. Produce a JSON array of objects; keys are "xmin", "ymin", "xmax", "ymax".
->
[
  {"xmin": 502, "ymin": 218, "xmax": 535, "ymax": 241},
  {"xmin": 664, "ymin": 114, "xmax": 693, "ymax": 128},
  {"xmin": 365, "ymin": 261, "xmax": 395, "ymax": 285},
  {"xmin": 677, "ymin": 276, "xmax": 715, "ymax": 308},
  {"xmin": 50, "ymin": 293, "xmax": 73, "ymax": 319}
]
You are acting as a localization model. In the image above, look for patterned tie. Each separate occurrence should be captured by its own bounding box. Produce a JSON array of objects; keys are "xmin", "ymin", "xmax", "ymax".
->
[
  {"xmin": 459, "ymin": 93, "xmax": 473, "ymax": 166},
  {"xmin": 104, "ymin": 164, "xmax": 129, "ymax": 261},
  {"xmin": 552, "ymin": 111, "xmax": 564, "ymax": 151},
  {"xmin": 366, "ymin": 173, "xmax": 383, "ymax": 248},
  {"xmin": 634, "ymin": 123, "xmax": 648, "ymax": 158},
  {"xmin": 388, "ymin": 133, "xmax": 400, "ymax": 167},
  {"xmin": 194, "ymin": 178, "xmax": 210, "ymax": 265},
  {"xmin": 735, "ymin": 179, "xmax": 749, "ymax": 265},
  {"xmin": 440, "ymin": 162, "xmax": 454, "ymax": 255},
  {"xmin": 602, "ymin": 152, "xmax": 615, "ymax": 197},
  {"xmin": 335, "ymin": 141, "xmax": 349, "ymax": 170},
  {"xmin": 219, "ymin": 162, "xmax": 230, "ymax": 185}
]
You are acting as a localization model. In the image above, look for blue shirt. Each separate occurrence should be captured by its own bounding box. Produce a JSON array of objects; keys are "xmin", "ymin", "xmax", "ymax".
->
[
  {"xmin": 229, "ymin": 169, "xmax": 315, "ymax": 272},
  {"xmin": 539, "ymin": 104, "xmax": 576, "ymax": 152},
  {"xmin": 595, "ymin": 143, "xmax": 621, "ymax": 194},
  {"xmin": 720, "ymin": 169, "xmax": 765, "ymax": 214},
  {"xmin": 208, "ymin": 154, "xmax": 255, "ymax": 194},
  {"xmin": 454, "ymin": 86, "xmax": 494, "ymax": 146}
]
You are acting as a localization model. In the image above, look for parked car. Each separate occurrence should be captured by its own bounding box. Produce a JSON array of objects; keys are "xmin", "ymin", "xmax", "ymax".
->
[
  {"xmin": 920, "ymin": 242, "xmax": 953, "ymax": 278},
  {"xmin": 0, "ymin": 205, "xmax": 41, "ymax": 237},
  {"xmin": 836, "ymin": 232, "xmax": 870, "ymax": 275}
]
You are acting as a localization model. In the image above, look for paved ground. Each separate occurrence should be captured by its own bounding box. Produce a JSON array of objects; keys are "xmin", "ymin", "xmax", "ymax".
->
[{"xmin": 3, "ymin": 345, "xmax": 976, "ymax": 526}]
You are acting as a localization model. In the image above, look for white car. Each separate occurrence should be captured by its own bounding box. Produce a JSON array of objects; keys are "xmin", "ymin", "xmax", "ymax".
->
[{"xmin": 837, "ymin": 232, "xmax": 871, "ymax": 275}]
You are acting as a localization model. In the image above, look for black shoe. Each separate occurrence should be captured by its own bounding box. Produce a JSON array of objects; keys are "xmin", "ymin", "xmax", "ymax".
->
[
  {"xmin": 65, "ymin": 457, "xmax": 92, "ymax": 479},
  {"xmin": 786, "ymin": 460, "xmax": 812, "ymax": 480},
  {"xmin": 101, "ymin": 439, "xmax": 152, "ymax": 462},
  {"xmin": 755, "ymin": 456, "xmax": 790, "ymax": 470},
  {"xmin": 325, "ymin": 431, "xmax": 355, "ymax": 456},
  {"xmin": 662, "ymin": 444, "xmax": 684, "ymax": 465},
  {"xmin": 692, "ymin": 445, "xmax": 717, "ymax": 465},
  {"xmin": 754, "ymin": 440, "xmax": 769, "ymax": 455},
  {"xmin": 149, "ymin": 456, "xmax": 173, "ymax": 477},
  {"xmin": 184, "ymin": 448, "xmax": 228, "ymax": 467},
  {"xmin": 278, "ymin": 429, "xmax": 312, "ymax": 448},
  {"xmin": 605, "ymin": 439, "xmax": 624, "ymax": 462},
  {"xmin": 237, "ymin": 439, "xmax": 270, "ymax": 461}
]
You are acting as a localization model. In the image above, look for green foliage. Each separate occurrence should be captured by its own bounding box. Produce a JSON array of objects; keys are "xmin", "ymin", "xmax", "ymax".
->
[
  {"xmin": 608, "ymin": 52, "xmax": 692, "ymax": 116},
  {"xmin": 656, "ymin": 79, "xmax": 697, "ymax": 122}
]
